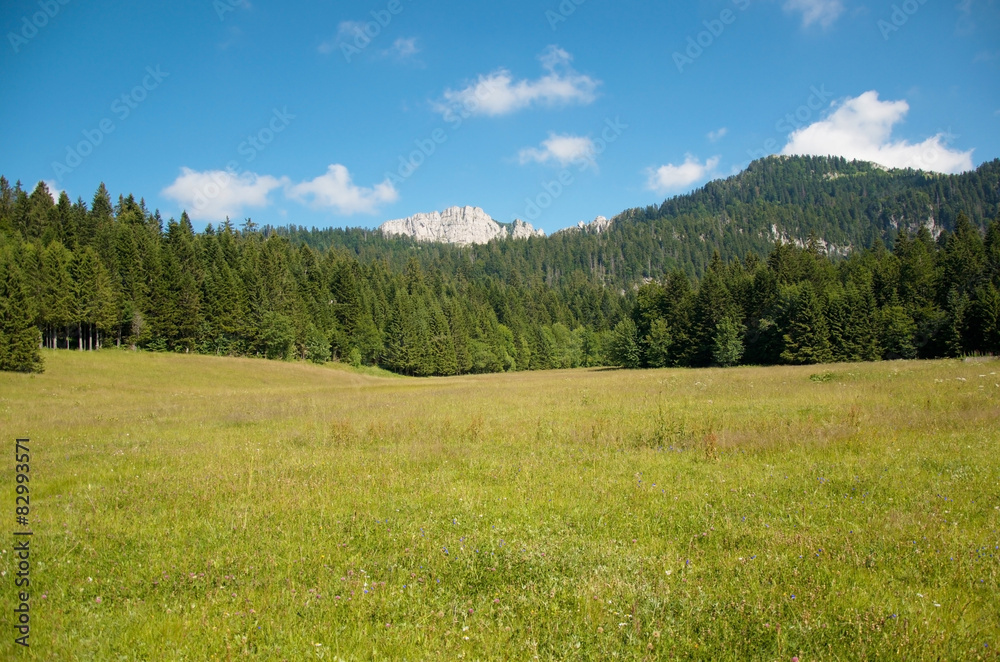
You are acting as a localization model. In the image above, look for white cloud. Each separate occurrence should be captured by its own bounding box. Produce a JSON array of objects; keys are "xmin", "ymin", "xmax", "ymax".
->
[
  {"xmin": 387, "ymin": 37, "xmax": 420, "ymax": 59},
  {"xmin": 163, "ymin": 164, "xmax": 396, "ymax": 221},
  {"xmin": 287, "ymin": 164, "xmax": 398, "ymax": 215},
  {"xmin": 780, "ymin": 90, "xmax": 974, "ymax": 173},
  {"xmin": 434, "ymin": 46, "xmax": 599, "ymax": 118},
  {"xmin": 162, "ymin": 168, "xmax": 284, "ymax": 222},
  {"xmin": 707, "ymin": 127, "xmax": 728, "ymax": 143},
  {"xmin": 519, "ymin": 133, "xmax": 597, "ymax": 169},
  {"xmin": 646, "ymin": 155, "xmax": 720, "ymax": 194},
  {"xmin": 784, "ymin": 0, "xmax": 845, "ymax": 27}
]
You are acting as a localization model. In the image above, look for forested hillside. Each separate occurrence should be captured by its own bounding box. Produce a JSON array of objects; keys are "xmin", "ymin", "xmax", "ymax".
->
[
  {"xmin": 274, "ymin": 155, "xmax": 1000, "ymax": 287},
  {"xmin": 1, "ymin": 156, "xmax": 998, "ymax": 374}
]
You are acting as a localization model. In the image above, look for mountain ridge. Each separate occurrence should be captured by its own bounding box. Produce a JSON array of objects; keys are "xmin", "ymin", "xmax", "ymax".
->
[{"xmin": 271, "ymin": 155, "xmax": 999, "ymax": 286}]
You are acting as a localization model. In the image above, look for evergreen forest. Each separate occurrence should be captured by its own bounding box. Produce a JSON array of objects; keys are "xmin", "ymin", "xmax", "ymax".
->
[{"xmin": 2, "ymin": 155, "xmax": 998, "ymax": 374}]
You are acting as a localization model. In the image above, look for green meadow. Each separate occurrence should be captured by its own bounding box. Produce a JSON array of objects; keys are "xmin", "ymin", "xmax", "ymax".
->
[{"xmin": 1, "ymin": 350, "xmax": 999, "ymax": 660}]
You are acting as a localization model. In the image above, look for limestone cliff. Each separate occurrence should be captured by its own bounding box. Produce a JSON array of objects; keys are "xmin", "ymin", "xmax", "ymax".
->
[{"xmin": 379, "ymin": 206, "xmax": 544, "ymax": 245}]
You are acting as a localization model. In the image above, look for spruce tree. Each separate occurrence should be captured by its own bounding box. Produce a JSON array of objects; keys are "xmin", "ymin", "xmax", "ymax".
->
[
  {"xmin": 41, "ymin": 241, "xmax": 74, "ymax": 348},
  {"xmin": 0, "ymin": 247, "xmax": 43, "ymax": 373},
  {"xmin": 305, "ymin": 324, "xmax": 331, "ymax": 364},
  {"xmin": 879, "ymin": 305, "xmax": 918, "ymax": 360},
  {"xmin": 608, "ymin": 317, "xmax": 641, "ymax": 368},
  {"xmin": 644, "ymin": 318, "xmax": 672, "ymax": 368},
  {"xmin": 780, "ymin": 283, "xmax": 832, "ymax": 365},
  {"xmin": 712, "ymin": 316, "xmax": 745, "ymax": 367}
]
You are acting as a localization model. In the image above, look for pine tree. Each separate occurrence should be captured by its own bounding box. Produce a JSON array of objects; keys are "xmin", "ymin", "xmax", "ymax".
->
[
  {"xmin": 71, "ymin": 248, "xmax": 102, "ymax": 350},
  {"xmin": 26, "ymin": 181, "xmax": 55, "ymax": 241},
  {"xmin": 382, "ymin": 295, "xmax": 411, "ymax": 374},
  {"xmin": 644, "ymin": 318, "xmax": 672, "ymax": 368},
  {"xmin": 712, "ymin": 316, "xmax": 745, "ymax": 367},
  {"xmin": 260, "ymin": 311, "xmax": 295, "ymax": 360},
  {"xmin": 968, "ymin": 284, "xmax": 1000, "ymax": 355},
  {"xmin": 41, "ymin": 241, "xmax": 74, "ymax": 348},
  {"xmin": 0, "ymin": 177, "xmax": 14, "ymax": 236},
  {"xmin": 940, "ymin": 212, "xmax": 986, "ymax": 303},
  {"xmin": 0, "ymin": 247, "xmax": 43, "ymax": 373},
  {"xmin": 305, "ymin": 324, "xmax": 331, "ymax": 364},
  {"xmin": 780, "ymin": 283, "xmax": 832, "ymax": 365},
  {"xmin": 80, "ymin": 183, "xmax": 113, "ymax": 247},
  {"xmin": 92, "ymin": 258, "xmax": 119, "ymax": 349},
  {"xmin": 879, "ymin": 305, "xmax": 918, "ymax": 360},
  {"xmin": 429, "ymin": 305, "xmax": 458, "ymax": 376},
  {"xmin": 608, "ymin": 317, "xmax": 641, "ymax": 368},
  {"xmin": 690, "ymin": 266, "xmax": 738, "ymax": 367},
  {"xmin": 985, "ymin": 217, "xmax": 1000, "ymax": 288}
]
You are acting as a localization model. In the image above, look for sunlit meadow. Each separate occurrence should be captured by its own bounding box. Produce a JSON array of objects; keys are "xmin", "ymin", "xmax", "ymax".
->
[{"xmin": 1, "ymin": 350, "xmax": 998, "ymax": 660}]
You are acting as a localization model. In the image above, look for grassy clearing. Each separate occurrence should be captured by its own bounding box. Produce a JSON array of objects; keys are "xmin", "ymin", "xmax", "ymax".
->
[{"xmin": 1, "ymin": 350, "xmax": 999, "ymax": 660}]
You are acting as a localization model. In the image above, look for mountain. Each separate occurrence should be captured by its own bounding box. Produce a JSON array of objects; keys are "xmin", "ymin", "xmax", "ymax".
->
[
  {"xmin": 276, "ymin": 156, "xmax": 1000, "ymax": 287},
  {"xmin": 378, "ymin": 206, "xmax": 544, "ymax": 245}
]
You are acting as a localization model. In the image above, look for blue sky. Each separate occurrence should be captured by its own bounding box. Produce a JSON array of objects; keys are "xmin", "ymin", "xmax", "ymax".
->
[{"xmin": 1, "ymin": 0, "xmax": 998, "ymax": 235}]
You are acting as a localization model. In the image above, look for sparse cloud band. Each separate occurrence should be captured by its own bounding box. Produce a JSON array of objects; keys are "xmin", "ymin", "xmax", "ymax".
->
[
  {"xmin": 162, "ymin": 164, "xmax": 398, "ymax": 222},
  {"xmin": 519, "ymin": 133, "xmax": 597, "ymax": 169},
  {"xmin": 434, "ymin": 46, "xmax": 599, "ymax": 119}
]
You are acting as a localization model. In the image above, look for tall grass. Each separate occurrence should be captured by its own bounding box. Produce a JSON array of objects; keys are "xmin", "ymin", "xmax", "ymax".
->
[{"xmin": 1, "ymin": 350, "xmax": 998, "ymax": 660}]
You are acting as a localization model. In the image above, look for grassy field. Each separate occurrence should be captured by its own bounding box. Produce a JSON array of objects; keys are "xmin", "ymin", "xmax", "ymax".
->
[{"xmin": 1, "ymin": 350, "xmax": 999, "ymax": 660}]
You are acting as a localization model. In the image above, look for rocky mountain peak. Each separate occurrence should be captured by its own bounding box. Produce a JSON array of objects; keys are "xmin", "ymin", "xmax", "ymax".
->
[{"xmin": 379, "ymin": 206, "xmax": 544, "ymax": 245}]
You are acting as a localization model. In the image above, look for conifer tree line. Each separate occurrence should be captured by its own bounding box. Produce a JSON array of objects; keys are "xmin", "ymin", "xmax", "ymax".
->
[
  {"xmin": 0, "ymin": 157, "xmax": 998, "ymax": 375},
  {"xmin": 607, "ymin": 216, "xmax": 1000, "ymax": 369},
  {"xmin": 0, "ymin": 178, "xmax": 616, "ymax": 374}
]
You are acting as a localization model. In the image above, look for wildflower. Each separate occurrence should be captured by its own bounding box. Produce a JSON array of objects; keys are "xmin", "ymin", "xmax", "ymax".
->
[{"xmin": 95, "ymin": 597, "xmax": 102, "ymax": 603}]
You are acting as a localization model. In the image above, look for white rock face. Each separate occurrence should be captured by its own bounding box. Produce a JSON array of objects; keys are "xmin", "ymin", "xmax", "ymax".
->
[
  {"xmin": 587, "ymin": 215, "xmax": 612, "ymax": 233},
  {"xmin": 559, "ymin": 215, "xmax": 613, "ymax": 235},
  {"xmin": 379, "ymin": 206, "xmax": 543, "ymax": 245},
  {"xmin": 510, "ymin": 218, "xmax": 543, "ymax": 240}
]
